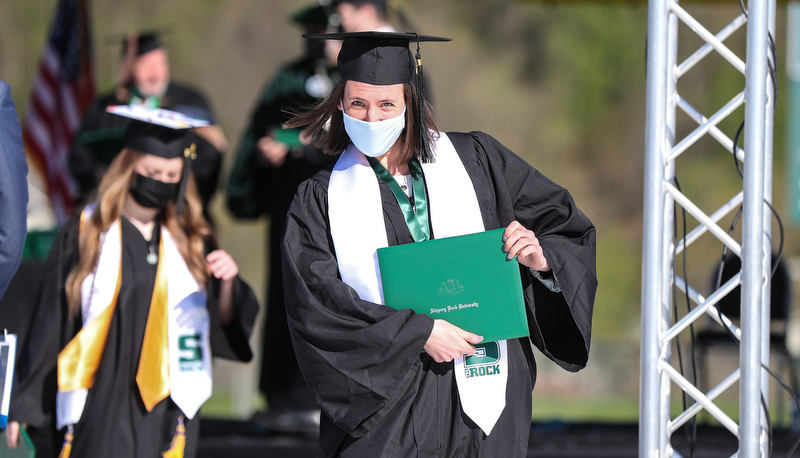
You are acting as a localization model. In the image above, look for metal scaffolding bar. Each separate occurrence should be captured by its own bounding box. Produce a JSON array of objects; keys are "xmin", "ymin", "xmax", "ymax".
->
[{"xmin": 640, "ymin": 0, "xmax": 775, "ymax": 455}]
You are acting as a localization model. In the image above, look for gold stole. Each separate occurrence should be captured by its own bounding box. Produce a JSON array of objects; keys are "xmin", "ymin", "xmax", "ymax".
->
[
  {"xmin": 57, "ymin": 220, "xmax": 171, "ymax": 409},
  {"xmin": 135, "ymin": 239, "xmax": 171, "ymax": 411}
]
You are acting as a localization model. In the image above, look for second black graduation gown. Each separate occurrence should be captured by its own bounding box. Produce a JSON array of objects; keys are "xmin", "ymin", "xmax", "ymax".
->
[
  {"xmin": 10, "ymin": 216, "xmax": 258, "ymax": 458},
  {"xmin": 281, "ymin": 131, "xmax": 597, "ymax": 457}
]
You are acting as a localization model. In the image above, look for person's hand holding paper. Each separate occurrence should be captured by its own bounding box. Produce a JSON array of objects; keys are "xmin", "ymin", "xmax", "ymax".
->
[
  {"xmin": 502, "ymin": 220, "xmax": 551, "ymax": 272},
  {"xmin": 423, "ymin": 320, "xmax": 483, "ymax": 363}
]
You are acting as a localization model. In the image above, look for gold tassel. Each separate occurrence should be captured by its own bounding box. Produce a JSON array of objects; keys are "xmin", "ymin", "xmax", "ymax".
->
[
  {"xmin": 57, "ymin": 425, "xmax": 74, "ymax": 458},
  {"xmin": 161, "ymin": 415, "xmax": 186, "ymax": 458}
]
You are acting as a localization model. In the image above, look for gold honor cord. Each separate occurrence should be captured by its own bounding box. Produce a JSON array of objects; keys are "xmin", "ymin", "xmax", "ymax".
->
[
  {"xmin": 57, "ymin": 425, "xmax": 74, "ymax": 458},
  {"xmin": 161, "ymin": 415, "xmax": 186, "ymax": 458},
  {"xmin": 57, "ymin": 225, "xmax": 123, "ymax": 392},
  {"xmin": 136, "ymin": 236, "xmax": 171, "ymax": 411}
]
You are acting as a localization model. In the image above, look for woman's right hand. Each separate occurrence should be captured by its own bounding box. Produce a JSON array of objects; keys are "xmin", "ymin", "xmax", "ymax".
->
[
  {"xmin": 5, "ymin": 421, "xmax": 21, "ymax": 449},
  {"xmin": 257, "ymin": 135, "xmax": 289, "ymax": 167},
  {"xmin": 423, "ymin": 319, "xmax": 483, "ymax": 363}
]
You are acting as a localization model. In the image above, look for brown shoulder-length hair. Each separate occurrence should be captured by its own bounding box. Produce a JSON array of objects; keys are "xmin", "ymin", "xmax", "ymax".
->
[
  {"xmin": 65, "ymin": 147, "xmax": 215, "ymax": 316},
  {"xmin": 284, "ymin": 80, "xmax": 441, "ymax": 165}
]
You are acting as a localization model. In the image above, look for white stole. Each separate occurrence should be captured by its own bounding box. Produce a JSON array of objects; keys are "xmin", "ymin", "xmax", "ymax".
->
[
  {"xmin": 162, "ymin": 228, "xmax": 213, "ymax": 420},
  {"xmin": 328, "ymin": 133, "xmax": 508, "ymax": 435},
  {"xmin": 56, "ymin": 213, "xmax": 212, "ymax": 429}
]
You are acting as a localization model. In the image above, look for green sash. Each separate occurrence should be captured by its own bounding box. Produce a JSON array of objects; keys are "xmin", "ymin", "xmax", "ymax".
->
[{"xmin": 367, "ymin": 157, "xmax": 430, "ymax": 242}]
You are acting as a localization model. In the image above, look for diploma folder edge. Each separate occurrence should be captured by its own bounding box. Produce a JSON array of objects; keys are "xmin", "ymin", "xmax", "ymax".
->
[{"xmin": 377, "ymin": 228, "xmax": 529, "ymax": 343}]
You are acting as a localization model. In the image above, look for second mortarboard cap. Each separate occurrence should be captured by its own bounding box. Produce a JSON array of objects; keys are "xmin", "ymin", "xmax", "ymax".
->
[
  {"xmin": 292, "ymin": 4, "xmax": 333, "ymax": 28},
  {"xmin": 338, "ymin": 0, "xmax": 386, "ymax": 7},
  {"xmin": 123, "ymin": 121, "xmax": 188, "ymax": 160},
  {"xmin": 107, "ymin": 105, "xmax": 209, "ymax": 159},
  {"xmin": 121, "ymin": 31, "xmax": 163, "ymax": 57}
]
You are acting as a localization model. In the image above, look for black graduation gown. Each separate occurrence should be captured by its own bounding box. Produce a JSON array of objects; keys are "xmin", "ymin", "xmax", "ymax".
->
[
  {"xmin": 281, "ymin": 131, "xmax": 597, "ymax": 457},
  {"xmin": 10, "ymin": 216, "xmax": 258, "ymax": 458}
]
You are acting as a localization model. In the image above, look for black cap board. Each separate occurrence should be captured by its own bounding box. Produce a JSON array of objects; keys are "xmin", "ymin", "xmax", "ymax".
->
[
  {"xmin": 303, "ymin": 31, "xmax": 450, "ymax": 85},
  {"xmin": 124, "ymin": 121, "xmax": 187, "ymax": 159}
]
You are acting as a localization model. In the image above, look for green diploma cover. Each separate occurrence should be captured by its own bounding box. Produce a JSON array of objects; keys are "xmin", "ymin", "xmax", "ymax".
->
[{"xmin": 377, "ymin": 228, "xmax": 529, "ymax": 343}]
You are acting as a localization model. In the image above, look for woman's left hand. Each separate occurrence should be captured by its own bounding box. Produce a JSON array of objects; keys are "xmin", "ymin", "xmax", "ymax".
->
[
  {"xmin": 502, "ymin": 221, "xmax": 551, "ymax": 272},
  {"xmin": 207, "ymin": 250, "xmax": 239, "ymax": 282}
]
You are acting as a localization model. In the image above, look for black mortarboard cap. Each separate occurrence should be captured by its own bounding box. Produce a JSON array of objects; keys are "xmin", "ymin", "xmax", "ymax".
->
[
  {"xmin": 303, "ymin": 31, "xmax": 450, "ymax": 162},
  {"xmin": 291, "ymin": 4, "xmax": 332, "ymax": 28},
  {"xmin": 304, "ymin": 31, "xmax": 450, "ymax": 85},
  {"xmin": 121, "ymin": 31, "xmax": 163, "ymax": 57},
  {"xmin": 339, "ymin": 0, "xmax": 386, "ymax": 7},
  {"xmin": 107, "ymin": 106, "xmax": 209, "ymax": 215},
  {"xmin": 124, "ymin": 121, "xmax": 187, "ymax": 159}
]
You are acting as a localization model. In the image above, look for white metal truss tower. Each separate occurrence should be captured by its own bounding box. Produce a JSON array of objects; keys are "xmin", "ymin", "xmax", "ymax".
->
[{"xmin": 640, "ymin": 0, "xmax": 777, "ymax": 456}]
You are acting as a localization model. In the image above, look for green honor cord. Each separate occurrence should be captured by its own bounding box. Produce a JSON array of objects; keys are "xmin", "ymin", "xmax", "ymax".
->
[{"xmin": 367, "ymin": 157, "xmax": 430, "ymax": 242}]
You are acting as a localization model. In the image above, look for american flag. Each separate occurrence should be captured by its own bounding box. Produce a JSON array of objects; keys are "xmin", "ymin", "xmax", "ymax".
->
[{"xmin": 23, "ymin": 0, "xmax": 95, "ymax": 222}]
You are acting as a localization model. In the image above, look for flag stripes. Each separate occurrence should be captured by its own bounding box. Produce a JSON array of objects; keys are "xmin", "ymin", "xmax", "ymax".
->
[{"xmin": 22, "ymin": 0, "xmax": 95, "ymax": 222}]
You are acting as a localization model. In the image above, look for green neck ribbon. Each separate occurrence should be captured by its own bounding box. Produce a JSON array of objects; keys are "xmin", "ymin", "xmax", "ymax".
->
[
  {"xmin": 367, "ymin": 157, "xmax": 430, "ymax": 242},
  {"xmin": 130, "ymin": 86, "xmax": 163, "ymax": 109}
]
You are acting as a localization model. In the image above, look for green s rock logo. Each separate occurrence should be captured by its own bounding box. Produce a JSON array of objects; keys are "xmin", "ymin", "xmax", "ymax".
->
[
  {"xmin": 463, "ymin": 342, "xmax": 501, "ymax": 378},
  {"xmin": 178, "ymin": 333, "xmax": 204, "ymax": 372}
]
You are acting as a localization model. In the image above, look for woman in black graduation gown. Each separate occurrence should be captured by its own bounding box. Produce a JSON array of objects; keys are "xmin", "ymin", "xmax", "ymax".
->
[
  {"xmin": 6, "ymin": 116, "xmax": 258, "ymax": 458},
  {"xmin": 281, "ymin": 32, "xmax": 597, "ymax": 457}
]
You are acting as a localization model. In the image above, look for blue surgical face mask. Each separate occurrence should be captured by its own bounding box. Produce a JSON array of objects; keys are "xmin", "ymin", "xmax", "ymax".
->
[{"xmin": 341, "ymin": 102, "xmax": 406, "ymax": 158}]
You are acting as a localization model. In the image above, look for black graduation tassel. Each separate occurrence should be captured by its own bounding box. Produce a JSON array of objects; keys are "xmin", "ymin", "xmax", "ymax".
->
[
  {"xmin": 414, "ymin": 34, "xmax": 434, "ymax": 164},
  {"xmin": 175, "ymin": 132, "xmax": 196, "ymax": 216}
]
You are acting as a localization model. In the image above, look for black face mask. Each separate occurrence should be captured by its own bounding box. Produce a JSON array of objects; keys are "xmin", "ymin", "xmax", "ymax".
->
[{"xmin": 129, "ymin": 174, "xmax": 179, "ymax": 209}]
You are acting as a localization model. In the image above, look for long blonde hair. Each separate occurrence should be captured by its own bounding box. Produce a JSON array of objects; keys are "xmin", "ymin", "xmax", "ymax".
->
[{"xmin": 65, "ymin": 148, "xmax": 215, "ymax": 316}]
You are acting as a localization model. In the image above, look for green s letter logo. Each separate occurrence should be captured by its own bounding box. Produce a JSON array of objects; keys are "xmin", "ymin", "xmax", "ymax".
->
[{"xmin": 179, "ymin": 334, "xmax": 203, "ymax": 363}]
